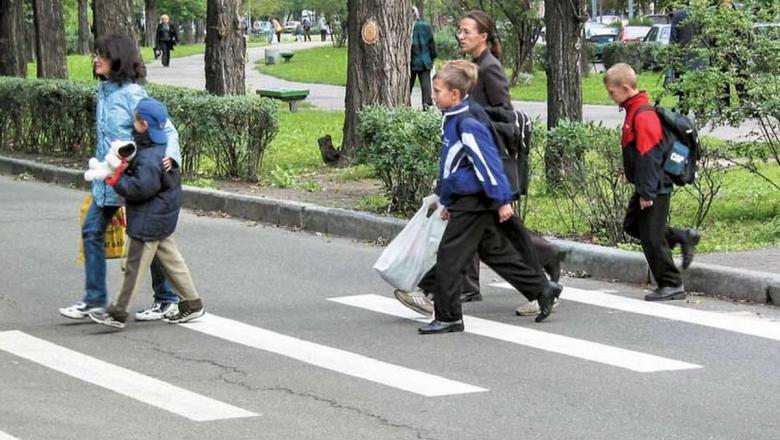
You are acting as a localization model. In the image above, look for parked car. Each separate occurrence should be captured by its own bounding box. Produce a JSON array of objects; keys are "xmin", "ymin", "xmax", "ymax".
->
[
  {"xmin": 592, "ymin": 15, "xmax": 623, "ymax": 25},
  {"xmin": 253, "ymin": 21, "xmax": 273, "ymax": 35},
  {"xmin": 284, "ymin": 20, "xmax": 300, "ymax": 33},
  {"xmin": 588, "ymin": 33, "xmax": 618, "ymax": 62},
  {"xmin": 618, "ymin": 25, "xmax": 651, "ymax": 42},
  {"xmin": 586, "ymin": 22, "xmax": 619, "ymax": 38},
  {"xmin": 644, "ymin": 24, "xmax": 671, "ymax": 44},
  {"xmin": 644, "ymin": 14, "xmax": 670, "ymax": 25}
]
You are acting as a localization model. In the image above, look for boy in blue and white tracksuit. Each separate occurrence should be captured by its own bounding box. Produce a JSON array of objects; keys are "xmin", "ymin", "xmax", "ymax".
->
[{"xmin": 418, "ymin": 60, "xmax": 555, "ymax": 334}]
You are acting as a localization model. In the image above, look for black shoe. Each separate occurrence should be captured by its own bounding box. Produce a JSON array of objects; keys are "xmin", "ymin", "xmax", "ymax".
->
[
  {"xmin": 459, "ymin": 291, "xmax": 483, "ymax": 303},
  {"xmin": 535, "ymin": 283, "xmax": 557, "ymax": 323},
  {"xmin": 164, "ymin": 299, "xmax": 205, "ymax": 324},
  {"xmin": 681, "ymin": 229, "xmax": 701, "ymax": 269},
  {"xmin": 89, "ymin": 308, "xmax": 127, "ymax": 329},
  {"xmin": 644, "ymin": 285, "xmax": 686, "ymax": 301},
  {"xmin": 418, "ymin": 319, "xmax": 464, "ymax": 334}
]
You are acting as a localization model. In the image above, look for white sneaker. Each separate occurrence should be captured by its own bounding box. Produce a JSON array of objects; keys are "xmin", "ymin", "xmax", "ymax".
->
[
  {"xmin": 59, "ymin": 302, "xmax": 104, "ymax": 320},
  {"xmin": 135, "ymin": 301, "xmax": 179, "ymax": 321},
  {"xmin": 393, "ymin": 289, "xmax": 433, "ymax": 317},
  {"xmin": 515, "ymin": 298, "xmax": 560, "ymax": 316}
]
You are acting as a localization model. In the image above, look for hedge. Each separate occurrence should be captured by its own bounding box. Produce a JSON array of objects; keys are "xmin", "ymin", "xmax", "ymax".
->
[{"xmin": 0, "ymin": 77, "xmax": 279, "ymax": 181}]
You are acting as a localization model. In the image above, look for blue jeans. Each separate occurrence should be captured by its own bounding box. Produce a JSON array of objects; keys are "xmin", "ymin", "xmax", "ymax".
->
[{"xmin": 81, "ymin": 201, "xmax": 179, "ymax": 307}]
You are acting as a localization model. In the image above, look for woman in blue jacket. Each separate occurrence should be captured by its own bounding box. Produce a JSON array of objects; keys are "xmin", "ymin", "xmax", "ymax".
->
[
  {"xmin": 59, "ymin": 34, "xmax": 183, "ymax": 322},
  {"xmin": 418, "ymin": 60, "xmax": 556, "ymax": 335}
]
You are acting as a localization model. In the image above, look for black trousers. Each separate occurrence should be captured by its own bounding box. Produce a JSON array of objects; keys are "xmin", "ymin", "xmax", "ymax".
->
[
  {"xmin": 410, "ymin": 69, "xmax": 433, "ymax": 109},
  {"xmin": 303, "ymin": 28, "xmax": 311, "ymax": 41},
  {"xmin": 160, "ymin": 44, "xmax": 171, "ymax": 67},
  {"xmin": 320, "ymin": 30, "xmax": 327, "ymax": 41},
  {"xmin": 419, "ymin": 216, "xmax": 560, "ymax": 294},
  {"xmin": 431, "ymin": 210, "xmax": 548, "ymax": 322},
  {"xmin": 623, "ymin": 193, "xmax": 684, "ymax": 288}
]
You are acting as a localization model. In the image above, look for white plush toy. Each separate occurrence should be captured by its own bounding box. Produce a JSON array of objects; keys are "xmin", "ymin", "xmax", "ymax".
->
[{"xmin": 84, "ymin": 140, "xmax": 137, "ymax": 181}]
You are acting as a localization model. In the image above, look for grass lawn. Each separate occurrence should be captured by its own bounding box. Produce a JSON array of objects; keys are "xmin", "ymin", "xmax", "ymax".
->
[
  {"xmin": 256, "ymin": 45, "xmax": 347, "ymax": 86},
  {"xmin": 255, "ymin": 45, "xmax": 673, "ymax": 106}
]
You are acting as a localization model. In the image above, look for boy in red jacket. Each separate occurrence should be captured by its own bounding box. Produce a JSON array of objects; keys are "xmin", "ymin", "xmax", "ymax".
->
[{"xmin": 604, "ymin": 63, "xmax": 700, "ymax": 301}]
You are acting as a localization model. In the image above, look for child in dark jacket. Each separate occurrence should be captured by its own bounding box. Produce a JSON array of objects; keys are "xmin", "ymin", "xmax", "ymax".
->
[
  {"xmin": 604, "ymin": 63, "xmax": 700, "ymax": 302},
  {"xmin": 90, "ymin": 98, "xmax": 205, "ymax": 328},
  {"xmin": 417, "ymin": 60, "xmax": 556, "ymax": 335}
]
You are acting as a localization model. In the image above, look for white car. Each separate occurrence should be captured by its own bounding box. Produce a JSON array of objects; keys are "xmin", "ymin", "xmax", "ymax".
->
[
  {"xmin": 644, "ymin": 24, "xmax": 671, "ymax": 45},
  {"xmin": 284, "ymin": 21, "xmax": 300, "ymax": 33}
]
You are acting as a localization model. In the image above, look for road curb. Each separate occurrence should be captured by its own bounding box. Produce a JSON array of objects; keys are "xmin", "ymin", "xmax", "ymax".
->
[{"xmin": 2, "ymin": 155, "xmax": 777, "ymax": 305}]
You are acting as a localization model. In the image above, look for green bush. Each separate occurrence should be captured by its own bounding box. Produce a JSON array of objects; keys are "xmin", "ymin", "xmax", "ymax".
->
[
  {"xmin": 357, "ymin": 105, "xmax": 442, "ymax": 215},
  {"xmin": 434, "ymin": 28, "xmax": 461, "ymax": 61},
  {"xmin": 602, "ymin": 42, "xmax": 649, "ymax": 73},
  {"xmin": 546, "ymin": 121, "xmax": 633, "ymax": 246},
  {"xmin": 532, "ymin": 44, "xmax": 547, "ymax": 71},
  {"xmin": 0, "ymin": 77, "xmax": 279, "ymax": 182}
]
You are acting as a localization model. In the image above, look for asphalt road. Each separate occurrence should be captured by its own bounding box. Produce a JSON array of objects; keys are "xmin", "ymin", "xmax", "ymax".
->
[{"xmin": 2, "ymin": 173, "xmax": 780, "ymax": 440}]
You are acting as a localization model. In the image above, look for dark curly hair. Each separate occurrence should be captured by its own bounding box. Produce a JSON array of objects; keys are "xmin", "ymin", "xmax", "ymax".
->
[{"xmin": 93, "ymin": 34, "xmax": 146, "ymax": 83}]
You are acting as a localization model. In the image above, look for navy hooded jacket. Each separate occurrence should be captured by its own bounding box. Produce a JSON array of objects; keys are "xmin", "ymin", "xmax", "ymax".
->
[
  {"xmin": 437, "ymin": 99, "xmax": 515, "ymax": 209},
  {"xmin": 112, "ymin": 132, "xmax": 182, "ymax": 242}
]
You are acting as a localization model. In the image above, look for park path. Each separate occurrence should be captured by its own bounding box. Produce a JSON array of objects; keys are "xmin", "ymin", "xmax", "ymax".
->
[{"xmin": 145, "ymin": 41, "xmax": 759, "ymax": 141}]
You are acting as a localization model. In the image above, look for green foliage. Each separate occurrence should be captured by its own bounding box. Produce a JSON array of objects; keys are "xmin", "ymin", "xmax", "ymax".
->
[
  {"xmin": 357, "ymin": 106, "xmax": 442, "ymax": 215},
  {"xmin": 544, "ymin": 121, "xmax": 634, "ymax": 246},
  {"xmin": 602, "ymin": 42, "xmax": 653, "ymax": 73},
  {"xmin": 0, "ymin": 77, "xmax": 279, "ymax": 182},
  {"xmin": 434, "ymin": 28, "xmax": 461, "ymax": 61},
  {"xmin": 270, "ymin": 165, "xmax": 297, "ymax": 188}
]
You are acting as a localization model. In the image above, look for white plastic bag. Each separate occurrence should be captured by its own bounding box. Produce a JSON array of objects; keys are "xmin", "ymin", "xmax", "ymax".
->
[{"xmin": 373, "ymin": 194, "xmax": 447, "ymax": 291}]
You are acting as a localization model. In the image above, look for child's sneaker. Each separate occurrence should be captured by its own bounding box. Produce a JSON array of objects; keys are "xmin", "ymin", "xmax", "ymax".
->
[
  {"xmin": 164, "ymin": 299, "xmax": 205, "ymax": 324},
  {"xmin": 59, "ymin": 302, "xmax": 104, "ymax": 320},
  {"xmin": 135, "ymin": 301, "xmax": 179, "ymax": 321},
  {"xmin": 89, "ymin": 309, "xmax": 127, "ymax": 329}
]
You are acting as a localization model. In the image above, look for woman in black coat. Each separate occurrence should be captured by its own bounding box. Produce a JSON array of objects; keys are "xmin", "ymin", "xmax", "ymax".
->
[
  {"xmin": 155, "ymin": 14, "xmax": 178, "ymax": 67},
  {"xmin": 458, "ymin": 10, "xmax": 563, "ymax": 314}
]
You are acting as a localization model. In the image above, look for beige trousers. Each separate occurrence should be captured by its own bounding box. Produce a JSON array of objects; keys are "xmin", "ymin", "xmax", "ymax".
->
[{"xmin": 114, "ymin": 235, "xmax": 200, "ymax": 315}]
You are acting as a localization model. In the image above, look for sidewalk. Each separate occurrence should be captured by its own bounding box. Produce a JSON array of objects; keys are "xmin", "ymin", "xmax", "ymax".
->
[{"xmin": 146, "ymin": 44, "xmax": 759, "ymax": 141}]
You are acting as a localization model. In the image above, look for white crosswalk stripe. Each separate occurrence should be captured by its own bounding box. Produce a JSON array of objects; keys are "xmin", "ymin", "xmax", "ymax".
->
[
  {"xmin": 0, "ymin": 430, "xmax": 20, "ymax": 440},
  {"xmin": 493, "ymin": 283, "xmax": 780, "ymax": 342},
  {"xmin": 0, "ymin": 331, "xmax": 258, "ymax": 422},
  {"xmin": 328, "ymin": 294, "xmax": 702, "ymax": 373},
  {"xmin": 181, "ymin": 314, "xmax": 487, "ymax": 397}
]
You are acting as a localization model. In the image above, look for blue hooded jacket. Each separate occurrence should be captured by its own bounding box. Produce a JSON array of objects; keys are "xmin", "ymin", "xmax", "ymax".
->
[
  {"xmin": 93, "ymin": 80, "xmax": 182, "ymax": 207},
  {"xmin": 437, "ymin": 99, "xmax": 515, "ymax": 208}
]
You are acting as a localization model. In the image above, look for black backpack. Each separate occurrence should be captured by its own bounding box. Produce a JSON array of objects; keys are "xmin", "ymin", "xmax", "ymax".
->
[
  {"xmin": 635, "ymin": 105, "xmax": 700, "ymax": 186},
  {"xmin": 456, "ymin": 106, "xmax": 534, "ymax": 196}
]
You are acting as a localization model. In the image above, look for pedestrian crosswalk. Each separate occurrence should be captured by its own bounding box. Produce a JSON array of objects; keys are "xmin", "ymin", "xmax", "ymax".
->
[{"xmin": 2, "ymin": 283, "xmax": 780, "ymax": 434}]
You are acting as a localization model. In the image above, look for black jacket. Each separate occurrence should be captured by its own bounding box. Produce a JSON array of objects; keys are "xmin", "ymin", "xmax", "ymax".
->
[
  {"xmin": 156, "ymin": 23, "xmax": 178, "ymax": 48},
  {"xmin": 113, "ymin": 133, "xmax": 182, "ymax": 242},
  {"xmin": 471, "ymin": 49, "xmax": 513, "ymax": 111}
]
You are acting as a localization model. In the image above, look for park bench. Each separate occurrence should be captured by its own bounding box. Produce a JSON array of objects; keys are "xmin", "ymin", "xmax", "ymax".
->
[{"xmin": 256, "ymin": 88, "xmax": 310, "ymax": 112}]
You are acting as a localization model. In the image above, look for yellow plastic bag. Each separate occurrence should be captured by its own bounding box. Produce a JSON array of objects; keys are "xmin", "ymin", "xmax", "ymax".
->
[{"xmin": 77, "ymin": 195, "xmax": 127, "ymax": 262}]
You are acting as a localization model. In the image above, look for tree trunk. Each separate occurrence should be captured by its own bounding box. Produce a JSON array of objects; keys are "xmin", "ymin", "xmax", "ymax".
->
[
  {"xmin": 94, "ymin": 0, "xmax": 135, "ymax": 42},
  {"xmin": 77, "ymin": 0, "xmax": 90, "ymax": 54},
  {"xmin": 339, "ymin": 0, "xmax": 413, "ymax": 166},
  {"xmin": 205, "ymin": 0, "xmax": 245, "ymax": 95},
  {"xmin": 0, "ymin": 0, "xmax": 27, "ymax": 77},
  {"xmin": 32, "ymin": 0, "xmax": 67, "ymax": 78},
  {"xmin": 144, "ymin": 0, "xmax": 157, "ymax": 47},
  {"xmin": 182, "ymin": 19, "xmax": 194, "ymax": 44},
  {"xmin": 543, "ymin": 0, "xmax": 586, "ymax": 186},
  {"xmin": 195, "ymin": 19, "xmax": 205, "ymax": 43},
  {"xmin": 24, "ymin": 0, "xmax": 36, "ymax": 63},
  {"xmin": 415, "ymin": 0, "xmax": 424, "ymax": 18}
]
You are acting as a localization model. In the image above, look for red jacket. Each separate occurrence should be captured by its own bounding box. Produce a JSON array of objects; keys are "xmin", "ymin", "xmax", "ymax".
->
[{"xmin": 620, "ymin": 92, "xmax": 672, "ymax": 200}]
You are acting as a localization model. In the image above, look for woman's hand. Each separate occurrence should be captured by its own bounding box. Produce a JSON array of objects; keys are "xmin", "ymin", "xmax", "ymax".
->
[
  {"xmin": 441, "ymin": 207, "xmax": 450, "ymax": 220},
  {"xmin": 498, "ymin": 204, "xmax": 514, "ymax": 223},
  {"xmin": 162, "ymin": 157, "xmax": 172, "ymax": 172}
]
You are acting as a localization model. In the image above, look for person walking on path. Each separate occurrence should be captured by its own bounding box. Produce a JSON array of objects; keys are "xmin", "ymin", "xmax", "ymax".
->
[
  {"xmin": 410, "ymin": 6, "xmax": 437, "ymax": 109},
  {"xmin": 418, "ymin": 60, "xmax": 557, "ymax": 334},
  {"xmin": 395, "ymin": 10, "xmax": 563, "ymax": 318},
  {"xmin": 59, "ymin": 34, "xmax": 183, "ymax": 322},
  {"xmin": 318, "ymin": 16, "xmax": 328, "ymax": 42},
  {"xmin": 302, "ymin": 16, "xmax": 312, "ymax": 42},
  {"xmin": 272, "ymin": 18, "xmax": 284, "ymax": 44},
  {"xmin": 604, "ymin": 63, "xmax": 701, "ymax": 302},
  {"xmin": 90, "ymin": 98, "xmax": 205, "ymax": 329},
  {"xmin": 155, "ymin": 15, "xmax": 178, "ymax": 68}
]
